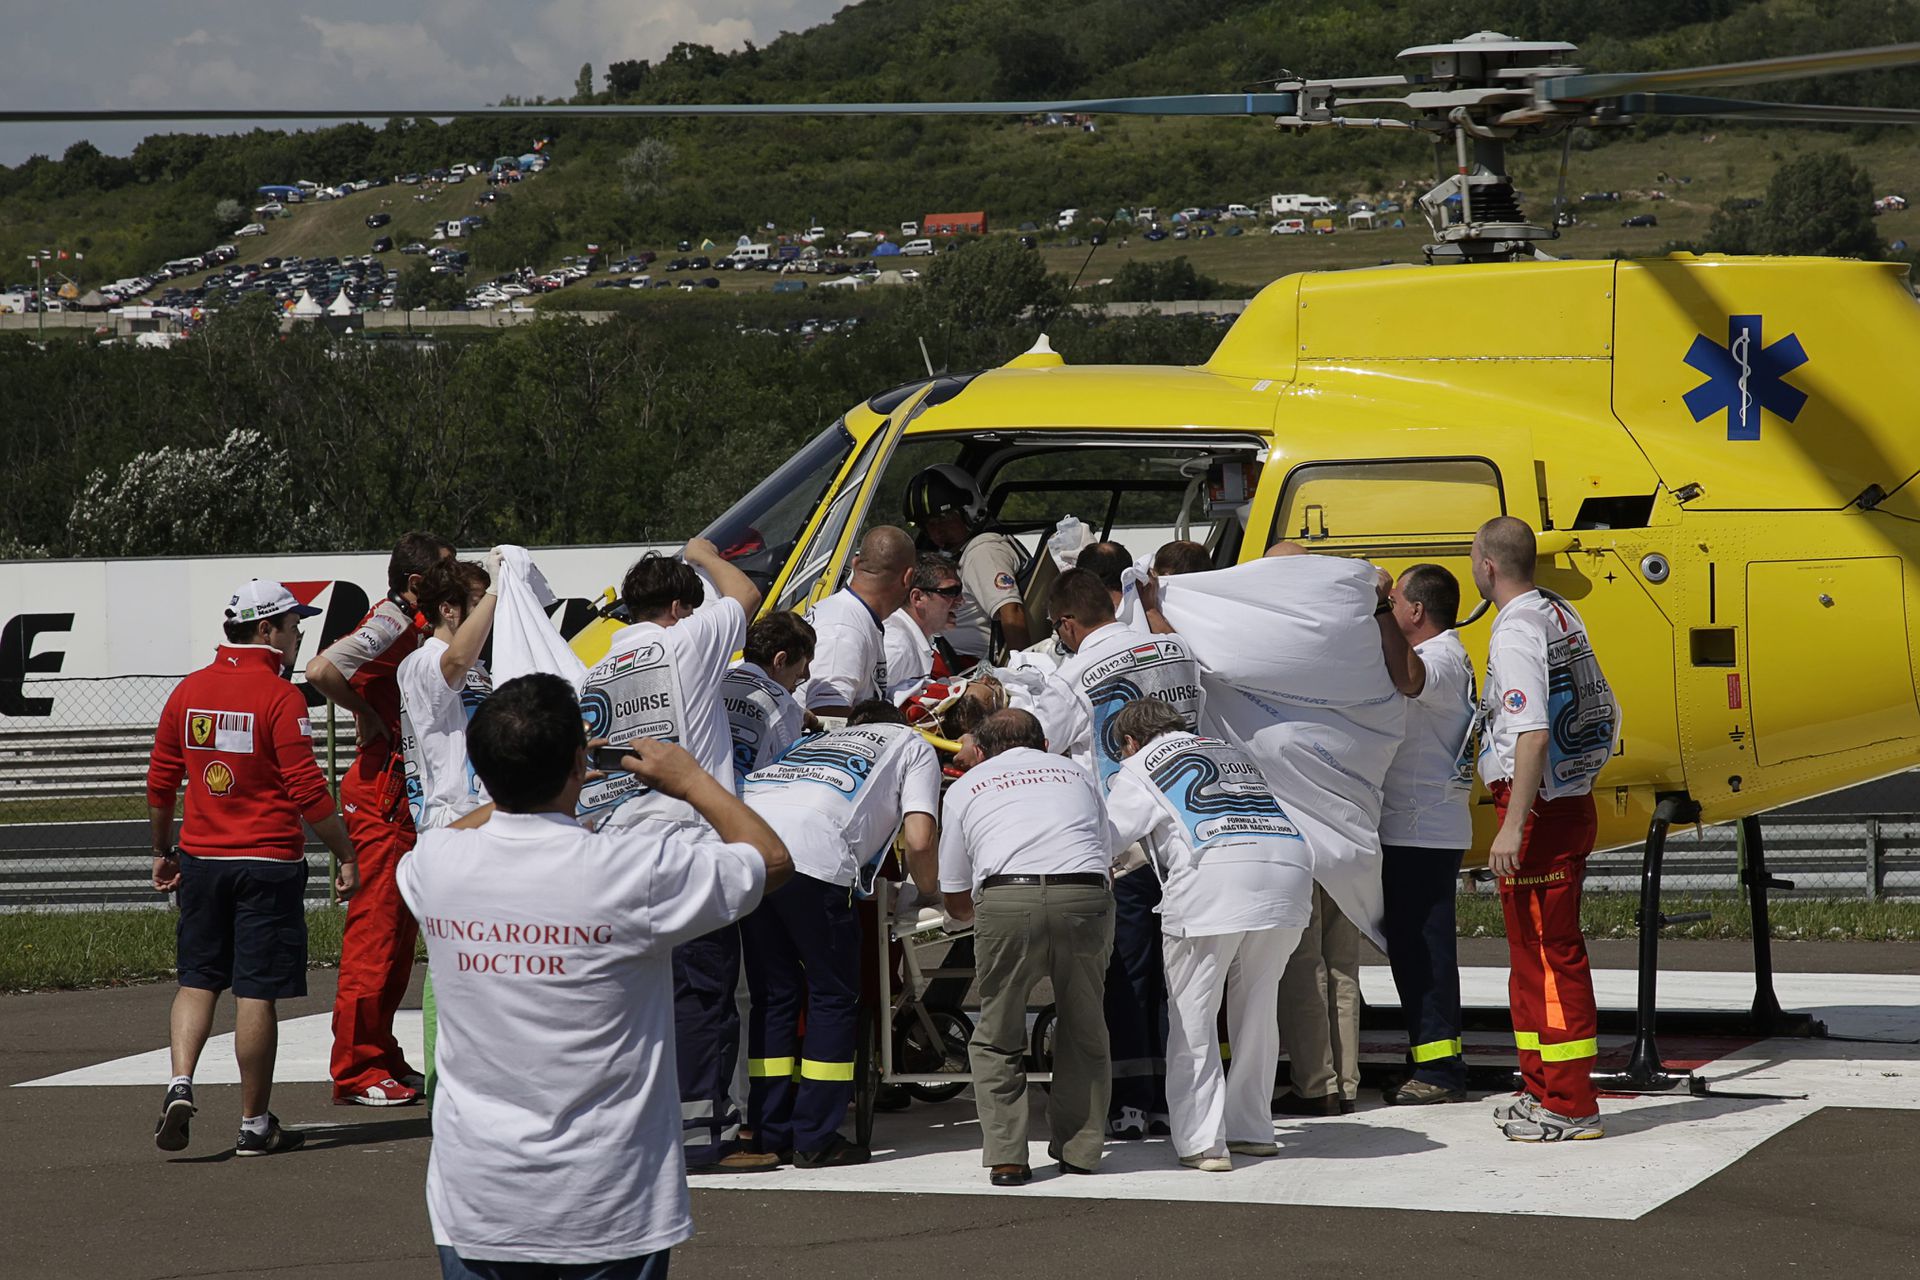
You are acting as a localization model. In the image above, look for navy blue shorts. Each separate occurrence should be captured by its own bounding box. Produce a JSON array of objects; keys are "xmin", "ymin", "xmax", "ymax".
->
[
  {"xmin": 176, "ymin": 854, "xmax": 309, "ymax": 1000},
  {"xmin": 436, "ymin": 1246, "xmax": 668, "ymax": 1279}
]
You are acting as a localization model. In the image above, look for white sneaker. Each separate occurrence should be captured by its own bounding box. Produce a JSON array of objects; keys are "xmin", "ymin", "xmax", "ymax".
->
[
  {"xmin": 1178, "ymin": 1153, "xmax": 1233, "ymax": 1172},
  {"xmin": 1226, "ymin": 1140, "xmax": 1279, "ymax": 1157},
  {"xmin": 1502, "ymin": 1107, "xmax": 1604, "ymax": 1142},
  {"xmin": 1491, "ymin": 1093, "xmax": 1539, "ymax": 1125},
  {"xmin": 1108, "ymin": 1106, "xmax": 1148, "ymax": 1140}
]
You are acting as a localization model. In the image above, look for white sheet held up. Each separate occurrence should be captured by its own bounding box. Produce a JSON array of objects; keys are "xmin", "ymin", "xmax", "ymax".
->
[
  {"xmin": 489, "ymin": 544, "xmax": 589, "ymax": 694},
  {"xmin": 1152, "ymin": 555, "xmax": 1404, "ymax": 948}
]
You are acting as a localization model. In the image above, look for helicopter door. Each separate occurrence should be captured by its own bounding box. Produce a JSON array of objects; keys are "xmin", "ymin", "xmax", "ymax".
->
[{"xmin": 767, "ymin": 384, "xmax": 935, "ymax": 614}]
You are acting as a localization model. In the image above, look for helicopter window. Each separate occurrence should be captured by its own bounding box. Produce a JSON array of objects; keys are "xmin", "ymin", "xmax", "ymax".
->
[
  {"xmin": 1274, "ymin": 458, "xmax": 1503, "ymax": 543},
  {"xmin": 697, "ymin": 418, "xmax": 857, "ymax": 600}
]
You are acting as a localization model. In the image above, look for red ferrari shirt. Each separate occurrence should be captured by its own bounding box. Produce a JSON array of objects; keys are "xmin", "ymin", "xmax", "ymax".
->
[
  {"xmin": 147, "ymin": 645, "xmax": 337, "ymax": 860},
  {"xmin": 319, "ymin": 597, "xmax": 424, "ymax": 740}
]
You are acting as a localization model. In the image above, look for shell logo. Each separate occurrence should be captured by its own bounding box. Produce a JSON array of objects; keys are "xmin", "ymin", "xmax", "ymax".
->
[{"xmin": 203, "ymin": 761, "xmax": 236, "ymax": 797}]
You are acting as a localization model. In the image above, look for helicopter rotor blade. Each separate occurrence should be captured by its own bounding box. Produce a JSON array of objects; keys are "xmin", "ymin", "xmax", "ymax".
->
[
  {"xmin": 1622, "ymin": 92, "xmax": 1920, "ymax": 126},
  {"xmin": 1542, "ymin": 42, "xmax": 1920, "ymax": 102},
  {"xmin": 0, "ymin": 93, "xmax": 1299, "ymax": 126}
]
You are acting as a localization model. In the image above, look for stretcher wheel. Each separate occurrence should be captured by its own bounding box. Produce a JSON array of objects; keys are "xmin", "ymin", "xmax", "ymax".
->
[
  {"xmin": 1028, "ymin": 1002, "xmax": 1057, "ymax": 1082},
  {"xmin": 904, "ymin": 1007, "xmax": 973, "ymax": 1103},
  {"xmin": 852, "ymin": 1004, "xmax": 880, "ymax": 1148}
]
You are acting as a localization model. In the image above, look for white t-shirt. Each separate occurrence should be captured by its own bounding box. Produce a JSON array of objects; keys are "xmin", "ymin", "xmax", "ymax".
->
[
  {"xmin": 397, "ymin": 810, "xmax": 765, "ymax": 1265},
  {"xmin": 881, "ymin": 609, "xmax": 936, "ymax": 705},
  {"xmin": 577, "ymin": 599, "xmax": 746, "ymax": 829},
  {"xmin": 798, "ymin": 589, "xmax": 888, "ymax": 713},
  {"xmin": 1031, "ymin": 621, "xmax": 1206, "ymax": 783},
  {"xmin": 1380, "ymin": 630, "xmax": 1478, "ymax": 849},
  {"xmin": 1476, "ymin": 589, "xmax": 1618, "ymax": 801},
  {"xmin": 941, "ymin": 531, "xmax": 1024, "ymax": 659},
  {"xmin": 721, "ymin": 661, "xmax": 804, "ymax": 791},
  {"xmin": 1106, "ymin": 732, "xmax": 1313, "ymax": 937},
  {"xmin": 743, "ymin": 723, "xmax": 941, "ymax": 889},
  {"xmin": 397, "ymin": 637, "xmax": 493, "ymax": 830},
  {"xmin": 938, "ymin": 747, "xmax": 1113, "ymax": 894}
]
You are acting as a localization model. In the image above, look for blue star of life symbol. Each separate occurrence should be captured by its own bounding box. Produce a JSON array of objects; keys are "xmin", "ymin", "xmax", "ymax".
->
[{"xmin": 1682, "ymin": 314, "xmax": 1808, "ymax": 442}]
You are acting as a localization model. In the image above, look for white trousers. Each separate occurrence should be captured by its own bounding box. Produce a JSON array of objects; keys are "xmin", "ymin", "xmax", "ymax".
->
[{"xmin": 1163, "ymin": 925, "xmax": 1304, "ymax": 1159}]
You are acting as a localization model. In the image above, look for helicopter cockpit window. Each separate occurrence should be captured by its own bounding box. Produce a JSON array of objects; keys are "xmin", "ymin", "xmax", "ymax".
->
[
  {"xmin": 697, "ymin": 418, "xmax": 856, "ymax": 597},
  {"xmin": 1273, "ymin": 458, "xmax": 1504, "ymax": 544}
]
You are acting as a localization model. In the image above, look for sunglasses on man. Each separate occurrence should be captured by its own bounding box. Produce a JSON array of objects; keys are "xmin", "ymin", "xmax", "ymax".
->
[{"xmin": 922, "ymin": 583, "xmax": 964, "ymax": 597}]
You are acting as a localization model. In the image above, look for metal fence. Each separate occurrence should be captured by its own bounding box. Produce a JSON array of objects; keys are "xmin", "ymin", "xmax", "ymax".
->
[
  {"xmin": 2, "ymin": 674, "xmax": 1918, "ymax": 910},
  {"xmin": 1, "ymin": 676, "xmax": 354, "ymax": 910}
]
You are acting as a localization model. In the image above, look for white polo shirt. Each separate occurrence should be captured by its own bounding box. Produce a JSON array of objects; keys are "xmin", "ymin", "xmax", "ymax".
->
[
  {"xmin": 798, "ymin": 589, "xmax": 888, "ymax": 713},
  {"xmin": 397, "ymin": 637, "xmax": 492, "ymax": 830},
  {"xmin": 1106, "ymin": 732, "xmax": 1313, "ymax": 937},
  {"xmin": 576, "ymin": 598, "xmax": 746, "ymax": 829},
  {"xmin": 881, "ymin": 609, "xmax": 936, "ymax": 705},
  {"xmin": 721, "ymin": 661, "xmax": 803, "ymax": 790},
  {"xmin": 1477, "ymin": 589, "xmax": 1617, "ymax": 801},
  {"xmin": 1380, "ymin": 630, "xmax": 1478, "ymax": 849},
  {"xmin": 938, "ymin": 747, "xmax": 1113, "ymax": 894},
  {"xmin": 397, "ymin": 810, "xmax": 765, "ymax": 1265},
  {"xmin": 742, "ymin": 723, "xmax": 941, "ymax": 889}
]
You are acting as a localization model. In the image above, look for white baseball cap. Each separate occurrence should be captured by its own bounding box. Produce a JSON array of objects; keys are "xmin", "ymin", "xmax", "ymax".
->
[{"xmin": 224, "ymin": 579, "xmax": 322, "ymax": 625}]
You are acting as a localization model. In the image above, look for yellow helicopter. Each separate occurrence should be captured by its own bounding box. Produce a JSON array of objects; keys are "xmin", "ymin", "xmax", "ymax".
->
[{"xmin": 23, "ymin": 31, "xmax": 1920, "ymax": 1078}]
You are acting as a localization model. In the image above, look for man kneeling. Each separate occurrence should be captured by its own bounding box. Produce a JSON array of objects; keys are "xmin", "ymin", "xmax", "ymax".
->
[
  {"xmin": 398, "ymin": 674, "xmax": 790, "ymax": 1278},
  {"xmin": 1105, "ymin": 699, "xmax": 1315, "ymax": 1172}
]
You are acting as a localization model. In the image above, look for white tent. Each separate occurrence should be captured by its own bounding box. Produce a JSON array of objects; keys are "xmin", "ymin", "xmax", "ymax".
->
[
  {"xmin": 821, "ymin": 275, "xmax": 866, "ymax": 289},
  {"xmin": 326, "ymin": 291, "xmax": 355, "ymax": 316},
  {"xmin": 290, "ymin": 289, "xmax": 323, "ymax": 317}
]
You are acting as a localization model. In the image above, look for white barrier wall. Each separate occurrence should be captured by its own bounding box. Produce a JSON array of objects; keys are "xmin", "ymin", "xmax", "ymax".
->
[{"xmin": 0, "ymin": 545, "xmax": 672, "ymax": 721}]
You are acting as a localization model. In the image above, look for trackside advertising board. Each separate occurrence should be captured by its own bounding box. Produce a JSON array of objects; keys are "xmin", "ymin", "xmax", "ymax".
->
[{"xmin": 0, "ymin": 546, "xmax": 671, "ymax": 722}]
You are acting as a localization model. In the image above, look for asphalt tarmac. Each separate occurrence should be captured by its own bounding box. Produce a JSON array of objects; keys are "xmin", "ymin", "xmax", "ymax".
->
[{"xmin": 5, "ymin": 941, "xmax": 1917, "ymax": 1280}]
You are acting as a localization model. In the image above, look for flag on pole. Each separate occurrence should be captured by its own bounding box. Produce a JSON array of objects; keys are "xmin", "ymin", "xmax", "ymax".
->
[{"xmin": 57, "ymin": 250, "xmax": 68, "ymax": 260}]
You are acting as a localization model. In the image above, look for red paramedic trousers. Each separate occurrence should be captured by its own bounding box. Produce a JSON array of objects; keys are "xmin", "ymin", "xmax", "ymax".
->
[
  {"xmin": 329, "ymin": 753, "xmax": 420, "ymax": 1096},
  {"xmin": 1492, "ymin": 782, "xmax": 1600, "ymax": 1118}
]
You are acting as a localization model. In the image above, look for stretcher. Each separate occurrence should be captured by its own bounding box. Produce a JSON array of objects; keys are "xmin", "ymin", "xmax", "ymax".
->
[{"xmin": 851, "ymin": 877, "xmax": 1059, "ymax": 1146}]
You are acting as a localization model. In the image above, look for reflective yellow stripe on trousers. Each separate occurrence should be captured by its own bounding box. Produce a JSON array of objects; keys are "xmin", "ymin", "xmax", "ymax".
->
[
  {"xmin": 800, "ymin": 1058, "xmax": 855, "ymax": 1082},
  {"xmin": 1411, "ymin": 1038, "xmax": 1463, "ymax": 1063},
  {"xmin": 1513, "ymin": 1032, "xmax": 1597, "ymax": 1062},
  {"xmin": 747, "ymin": 1057, "xmax": 795, "ymax": 1078}
]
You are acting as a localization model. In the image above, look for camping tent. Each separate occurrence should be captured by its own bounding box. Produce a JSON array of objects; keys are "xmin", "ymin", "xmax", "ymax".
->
[
  {"xmin": 871, "ymin": 240, "xmax": 902, "ymax": 257},
  {"xmin": 290, "ymin": 289, "xmax": 323, "ymax": 318},
  {"xmin": 327, "ymin": 291, "xmax": 355, "ymax": 316},
  {"xmin": 75, "ymin": 289, "xmax": 109, "ymax": 311}
]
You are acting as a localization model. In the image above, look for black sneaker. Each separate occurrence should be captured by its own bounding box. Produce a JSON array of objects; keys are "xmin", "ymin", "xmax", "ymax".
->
[
  {"xmin": 154, "ymin": 1083, "xmax": 195, "ymax": 1152},
  {"xmin": 794, "ymin": 1134, "xmax": 870, "ymax": 1168},
  {"xmin": 234, "ymin": 1114, "xmax": 306, "ymax": 1157}
]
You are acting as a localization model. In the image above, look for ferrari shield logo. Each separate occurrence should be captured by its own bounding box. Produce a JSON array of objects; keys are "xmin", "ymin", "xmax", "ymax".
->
[{"xmin": 189, "ymin": 714, "xmax": 214, "ymax": 747}]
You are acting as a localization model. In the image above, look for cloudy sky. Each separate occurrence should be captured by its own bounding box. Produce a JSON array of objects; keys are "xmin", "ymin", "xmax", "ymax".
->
[{"xmin": 0, "ymin": 1, "xmax": 847, "ymax": 164}]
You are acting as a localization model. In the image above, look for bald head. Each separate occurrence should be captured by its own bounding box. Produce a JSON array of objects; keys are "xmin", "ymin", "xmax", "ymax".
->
[
  {"xmin": 1475, "ymin": 517, "xmax": 1536, "ymax": 579},
  {"xmin": 1264, "ymin": 540, "xmax": 1308, "ymax": 559},
  {"xmin": 850, "ymin": 524, "xmax": 918, "ymax": 613},
  {"xmin": 857, "ymin": 525, "xmax": 916, "ymax": 574},
  {"xmin": 975, "ymin": 707, "xmax": 1047, "ymax": 758},
  {"xmin": 1471, "ymin": 515, "xmax": 1536, "ymax": 604}
]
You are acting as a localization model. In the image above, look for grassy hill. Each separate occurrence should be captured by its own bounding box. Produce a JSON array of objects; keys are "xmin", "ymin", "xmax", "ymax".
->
[{"xmin": 7, "ymin": 0, "xmax": 1920, "ymax": 292}]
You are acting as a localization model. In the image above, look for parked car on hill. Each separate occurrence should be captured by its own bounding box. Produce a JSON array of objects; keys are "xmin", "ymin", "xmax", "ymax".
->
[
  {"xmin": 366, "ymin": 213, "xmax": 391, "ymax": 228},
  {"xmin": 372, "ymin": 236, "xmax": 394, "ymax": 252}
]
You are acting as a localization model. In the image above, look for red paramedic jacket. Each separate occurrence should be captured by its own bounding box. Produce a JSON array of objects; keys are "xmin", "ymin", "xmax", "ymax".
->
[{"xmin": 147, "ymin": 645, "xmax": 337, "ymax": 861}]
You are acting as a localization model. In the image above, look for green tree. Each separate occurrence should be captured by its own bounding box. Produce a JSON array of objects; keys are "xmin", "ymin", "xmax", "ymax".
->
[
  {"xmin": 1105, "ymin": 256, "xmax": 1235, "ymax": 301},
  {"xmin": 395, "ymin": 262, "xmax": 467, "ymax": 310},
  {"xmin": 1703, "ymin": 153, "xmax": 1881, "ymax": 259},
  {"xmin": 574, "ymin": 63, "xmax": 595, "ymax": 103},
  {"xmin": 618, "ymin": 137, "xmax": 675, "ymax": 204},
  {"xmin": 213, "ymin": 197, "xmax": 244, "ymax": 228}
]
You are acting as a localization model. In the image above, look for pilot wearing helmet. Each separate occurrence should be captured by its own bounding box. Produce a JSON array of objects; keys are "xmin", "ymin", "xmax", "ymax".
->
[{"xmin": 903, "ymin": 464, "xmax": 1032, "ymax": 664}]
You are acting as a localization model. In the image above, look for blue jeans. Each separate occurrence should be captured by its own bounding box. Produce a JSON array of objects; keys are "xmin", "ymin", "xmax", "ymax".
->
[{"xmin": 436, "ymin": 1245, "xmax": 668, "ymax": 1280}]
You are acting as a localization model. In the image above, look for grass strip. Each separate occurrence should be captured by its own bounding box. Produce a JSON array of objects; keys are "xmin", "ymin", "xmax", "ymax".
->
[{"xmin": 4, "ymin": 896, "xmax": 1917, "ymax": 993}]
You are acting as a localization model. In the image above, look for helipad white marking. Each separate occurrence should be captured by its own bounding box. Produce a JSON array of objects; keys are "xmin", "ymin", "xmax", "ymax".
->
[
  {"xmin": 16, "ymin": 969, "xmax": 1919, "ymax": 1220},
  {"xmin": 15, "ymin": 1011, "xmax": 422, "ymax": 1088},
  {"xmin": 692, "ymin": 1089, "xmax": 1826, "ymax": 1219}
]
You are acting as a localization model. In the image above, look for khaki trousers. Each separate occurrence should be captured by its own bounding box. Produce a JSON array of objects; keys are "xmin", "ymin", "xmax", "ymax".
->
[
  {"xmin": 968, "ymin": 882, "xmax": 1114, "ymax": 1169},
  {"xmin": 1277, "ymin": 884, "xmax": 1362, "ymax": 1101}
]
